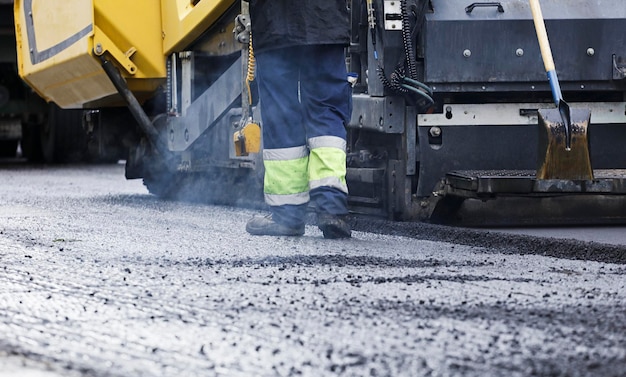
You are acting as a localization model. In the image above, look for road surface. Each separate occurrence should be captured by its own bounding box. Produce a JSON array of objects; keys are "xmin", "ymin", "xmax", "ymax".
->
[{"xmin": 1, "ymin": 161, "xmax": 625, "ymax": 376}]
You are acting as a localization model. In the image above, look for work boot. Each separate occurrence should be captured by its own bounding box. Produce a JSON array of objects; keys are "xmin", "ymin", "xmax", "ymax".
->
[
  {"xmin": 246, "ymin": 214, "xmax": 305, "ymax": 236},
  {"xmin": 317, "ymin": 213, "xmax": 351, "ymax": 239}
]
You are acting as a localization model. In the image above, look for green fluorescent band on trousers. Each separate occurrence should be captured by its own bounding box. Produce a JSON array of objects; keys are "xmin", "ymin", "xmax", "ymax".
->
[
  {"xmin": 308, "ymin": 146, "xmax": 347, "ymax": 183},
  {"xmin": 263, "ymin": 156, "xmax": 309, "ymax": 195}
]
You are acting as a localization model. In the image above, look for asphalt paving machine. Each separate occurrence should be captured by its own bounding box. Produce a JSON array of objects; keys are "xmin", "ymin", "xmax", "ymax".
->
[
  {"xmin": 1, "ymin": 0, "xmax": 88, "ymax": 162},
  {"xmin": 13, "ymin": 0, "xmax": 626, "ymax": 224}
]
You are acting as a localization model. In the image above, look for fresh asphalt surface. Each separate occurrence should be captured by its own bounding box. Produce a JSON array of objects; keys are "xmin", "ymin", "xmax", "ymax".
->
[{"xmin": 1, "ymin": 160, "xmax": 625, "ymax": 376}]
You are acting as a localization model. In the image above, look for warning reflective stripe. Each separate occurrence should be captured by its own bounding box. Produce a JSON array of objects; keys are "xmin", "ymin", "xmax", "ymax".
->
[
  {"xmin": 265, "ymin": 191, "xmax": 310, "ymax": 206},
  {"xmin": 310, "ymin": 176, "xmax": 348, "ymax": 193},
  {"xmin": 263, "ymin": 145, "xmax": 309, "ymax": 161},
  {"xmin": 308, "ymin": 136, "xmax": 346, "ymax": 151}
]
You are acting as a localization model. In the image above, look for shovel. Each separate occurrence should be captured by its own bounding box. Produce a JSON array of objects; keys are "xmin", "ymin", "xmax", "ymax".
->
[{"xmin": 529, "ymin": 0, "xmax": 593, "ymax": 180}]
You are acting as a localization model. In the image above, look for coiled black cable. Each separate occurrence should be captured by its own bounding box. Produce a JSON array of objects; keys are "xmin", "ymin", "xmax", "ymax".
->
[{"xmin": 374, "ymin": 0, "xmax": 434, "ymax": 110}]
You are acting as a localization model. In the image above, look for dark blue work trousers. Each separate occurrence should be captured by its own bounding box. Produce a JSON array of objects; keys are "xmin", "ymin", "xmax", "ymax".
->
[{"xmin": 255, "ymin": 45, "xmax": 352, "ymax": 228}]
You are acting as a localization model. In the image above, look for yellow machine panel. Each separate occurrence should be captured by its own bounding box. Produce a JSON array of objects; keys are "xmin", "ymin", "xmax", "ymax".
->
[
  {"xmin": 160, "ymin": 0, "xmax": 236, "ymax": 56},
  {"xmin": 15, "ymin": 0, "xmax": 166, "ymax": 109}
]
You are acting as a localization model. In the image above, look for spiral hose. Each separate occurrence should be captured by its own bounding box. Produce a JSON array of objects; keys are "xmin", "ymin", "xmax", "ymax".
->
[
  {"xmin": 373, "ymin": 0, "xmax": 433, "ymax": 110},
  {"xmin": 245, "ymin": 36, "xmax": 256, "ymax": 106}
]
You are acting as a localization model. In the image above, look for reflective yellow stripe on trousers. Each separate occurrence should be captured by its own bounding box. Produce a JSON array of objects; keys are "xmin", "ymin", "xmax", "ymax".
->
[
  {"xmin": 308, "ymin": 136, "xmax": 348, "ymax": 193},
  {"xmin": 263, "ymin": 145, "xmax": 310, "ymax": 206}
]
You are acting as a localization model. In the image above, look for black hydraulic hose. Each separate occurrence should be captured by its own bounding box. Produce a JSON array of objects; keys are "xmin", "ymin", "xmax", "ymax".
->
[
  {"xmin": 371, "ymin": 0, "xmax": 434, "ymax": 109},
  {"xmin": 401, "ymin": 0, "xmax": 418, "ymax": 80},
  {"xmin": 403, "ymin": 76, "xmax": 433, "ymax": 96},
  {"xmin": 401, "ymin": 84, "xmax": 434, "ymax": 106},
  {"xmin": 100, "ymin": 57, "xmax": 168, "ymax": 156}
]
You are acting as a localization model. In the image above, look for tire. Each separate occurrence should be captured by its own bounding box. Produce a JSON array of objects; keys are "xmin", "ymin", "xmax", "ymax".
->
[
  {"xmin": 143, "ymin": 169, "xmax": 183, "ymax": 198},
  {"xmin": 144, "ymin": 166, "xmax": 264, "ymax": 208}
]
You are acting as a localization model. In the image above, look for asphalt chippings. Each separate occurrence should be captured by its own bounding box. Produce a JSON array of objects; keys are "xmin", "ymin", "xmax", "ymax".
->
[
  {"xmin": 351, "ymin": 215, "xmax": 626, "ymax": 265},
  {"xmin": 0, "ymin": 163, "xmax": 625, "ymax": 377}
]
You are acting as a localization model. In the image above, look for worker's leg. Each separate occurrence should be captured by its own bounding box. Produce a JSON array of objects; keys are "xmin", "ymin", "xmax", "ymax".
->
[
  {"xmin": 247, "ymin": 47, "xmax": 309, "ymax": 234},
  {"xmin": 299, "ymin": 45, "xmax": 352, "ymax": 238}
]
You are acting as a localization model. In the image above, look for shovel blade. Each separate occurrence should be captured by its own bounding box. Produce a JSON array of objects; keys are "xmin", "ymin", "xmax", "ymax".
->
[{"xmin": 537, "ymin": 108, "xmax": 593, "ymax": 180}]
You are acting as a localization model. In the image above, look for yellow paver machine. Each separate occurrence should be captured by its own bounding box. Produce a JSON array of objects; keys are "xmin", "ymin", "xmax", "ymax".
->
[{"xmin": 14, "ymin": 0, "xmax": 626, "ymax": 225}]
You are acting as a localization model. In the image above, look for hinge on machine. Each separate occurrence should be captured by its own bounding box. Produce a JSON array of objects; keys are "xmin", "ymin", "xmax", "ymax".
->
[
  {"xmin": 613, "ymin": 55, "xmax": 626, "ymax": 80},
  {"xmin": 93, "ymin": 26, "xmax": 138, "ymax": 75}
]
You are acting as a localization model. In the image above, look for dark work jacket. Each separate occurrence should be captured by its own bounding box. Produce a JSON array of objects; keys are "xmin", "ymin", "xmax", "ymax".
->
[{"xmin": 249, "ymin": 0, "xmax": 350, "ymax": 53}]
